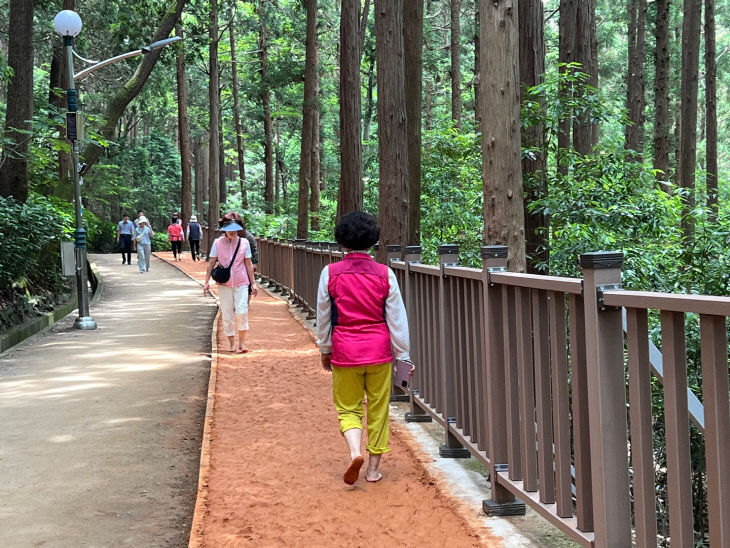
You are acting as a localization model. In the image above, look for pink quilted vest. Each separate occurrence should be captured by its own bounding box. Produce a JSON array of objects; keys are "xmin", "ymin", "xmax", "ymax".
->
[{"xmin": 327, "ymin": 253, "xmax": 392, "ymax": 367}]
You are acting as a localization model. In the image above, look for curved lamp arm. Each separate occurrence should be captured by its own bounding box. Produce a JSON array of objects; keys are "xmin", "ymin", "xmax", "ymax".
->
[{"xmin": 74, "ymin": 36, "xmax": 182, "ymax": 81}]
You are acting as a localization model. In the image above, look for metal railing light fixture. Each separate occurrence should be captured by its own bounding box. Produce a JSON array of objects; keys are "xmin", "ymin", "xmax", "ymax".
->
[{"xmin": 53, "ymin": 9, "xmax": 183, "ymax": 330}]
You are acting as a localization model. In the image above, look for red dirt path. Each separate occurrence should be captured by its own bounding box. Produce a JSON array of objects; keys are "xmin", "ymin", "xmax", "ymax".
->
[{"xmin": 155, "ymin": 252, "xmax": 501, "ymax": 547}]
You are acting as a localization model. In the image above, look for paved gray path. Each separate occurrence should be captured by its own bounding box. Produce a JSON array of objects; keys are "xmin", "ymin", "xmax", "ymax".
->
[{"xmin": 0, "ymin": 254, "xmax": 217, "ymax": 547}]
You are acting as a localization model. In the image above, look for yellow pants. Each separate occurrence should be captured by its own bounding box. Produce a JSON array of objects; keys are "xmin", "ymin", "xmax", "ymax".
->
[{"xmin": 332, "ymin": 361, "xmax": 392, "ymax": 455}]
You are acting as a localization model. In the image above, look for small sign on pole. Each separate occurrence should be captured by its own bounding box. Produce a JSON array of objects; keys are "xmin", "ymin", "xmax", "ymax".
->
[{"xmin": 61, "ymin": 241, "xmax": 76, "ymax": 276}]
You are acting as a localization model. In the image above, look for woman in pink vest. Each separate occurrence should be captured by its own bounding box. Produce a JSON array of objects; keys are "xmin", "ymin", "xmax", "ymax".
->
[
  {"xmin": 316, "ymin": 211, "xmax": 413, "ymax": 485},
  {"xmin": 204, "ymin": 212, "xmax": 258, "ymax": 353}
]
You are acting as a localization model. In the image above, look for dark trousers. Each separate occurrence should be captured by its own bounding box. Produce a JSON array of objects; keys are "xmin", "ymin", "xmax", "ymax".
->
[
  {"xmin": 119, "ymin": 234, "xmax": 132, "ymax": 264},
  {"xmin": 190, "ymin": 239, "xmax": 200, "ymax": 261},
  {"xmin": 171, "ymin": 240, "xmax": 182, "ymax": 258}
]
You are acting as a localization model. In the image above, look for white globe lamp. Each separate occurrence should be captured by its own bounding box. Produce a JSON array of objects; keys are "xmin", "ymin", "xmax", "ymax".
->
[{"xmin": 53, "ymin": 10, "xmax": 83, "ymax": 37}]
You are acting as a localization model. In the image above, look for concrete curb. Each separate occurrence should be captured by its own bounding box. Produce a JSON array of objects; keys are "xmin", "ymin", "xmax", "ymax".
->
[
  {"xmin": 150, "ymin": 253, "xmax": 219, "ymax": 548},
  {"xmin": 0, "ymin": 260, "xmax": 102, "ymax": 355},
  {"xmin": 188, "ymin": 307, "xmax": 220, "ymax": 548}
]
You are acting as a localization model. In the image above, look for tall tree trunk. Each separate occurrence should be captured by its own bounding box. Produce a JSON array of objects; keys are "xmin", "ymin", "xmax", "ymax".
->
[
  {"xmin": 193, "ymin": 136, "xmax": 206, "ymax": 217},
  {"xmin": 375, "ymin": 0, "xmax": 409, "ymax": 261},
  {"xmin": 218, "ymin": 109, "xmax": 226, "ymax": 204},
  {"xmin": 573, "ymin": 0, "xmax": 598, "ymax": 155},
  {"xmin": 519, "ymin": 0, "xmax": 547, "ymax": 273},
  {"xmin": 258, "ymin": 0, "xmax": 275, "ymax": 214},
  {"xmin": 49, "ymin": 0, "xmax": 74, "ymax": 188},
  {"xmin": 404, "ymin": 0, "xmax": 423, "ymax": 245},
  {"xmin": 481, "ymin": 0, "xmax": 526, "ymax": 272},
  {"xmin": 558, "ymin": 0, "xmax": 576, "ymax": 174},
  {"xmin": 338, "ymin": 0, "xmax": 364, "ymax": 221},
  {"xmin": 310, "ymin": 99, "xmax": 321, "ymax": 232},
  {"xmin": 360, "ymin": 0, "xmax": 372, "ymax": 57},
  {"xmin": 679, "ymin": 0, "xmax": 701, "ymax": 242},
  {"xmin": 704, "ymin": 0, "xmax": 717, "ymax": 218},
  {"xmin": 362, "ymin": 50, "xmax": 376, "ymax": 142},
  {"xmin": 653, "ymin": 0, "xmax": 671, "ymax": 190},
  {"xmin": 207, "ymin": 0, "xmax": 221, "ymax": 252},
  {"xmin": 81, "ymin": 0, "xmax": 185, "ymax": 172},
  {"xmin": 474, "ymin": 6, "xmax": 481, "ymax": 126},
  {"xmin": 176, "ymin": 23, "xmax": 192, "ymax": 231},
  {"xmin": 625, "ymin": 0, "xmax": 647, "ymax": 157},
  {"xmin": 297, "ymin": 0, "xmax": 318, "ymax": 237},
  {"xmin": 274, "ymin": 118, "xmax": 281, "ymax": 213},
  {"xmin": 425, "ymin": 78, "xmax": 433, "ymax": 130},
  {"xmin": 450, "ymin": 0, "xmax": 462, "ymax": 129},
  {"xmin": 229, "ymin": 20, "xmax": 248, "ymax": 209},
  {"xmin": 0, "ymin": 0, "xmax": 34, "ymax": 202}
]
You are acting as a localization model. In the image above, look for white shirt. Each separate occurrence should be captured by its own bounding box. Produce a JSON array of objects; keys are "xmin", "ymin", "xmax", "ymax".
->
[{"xmin": 316, "ymin": 263, "xmax": 411, "ymax": 361}]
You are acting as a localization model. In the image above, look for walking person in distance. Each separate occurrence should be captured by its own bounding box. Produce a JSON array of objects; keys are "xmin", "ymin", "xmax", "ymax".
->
[
  {"xmin": 134, "ymin": 216, "xmax": 154, "ymax": 273},
  {"xmin": 316, "ymin": 211, "xmax": 414, "ymax": 485},
  {"xmin": 116, "ymin": 213, "xmax": 134, "ymax": 265},
  {"xmin": 167, "ymin": 216, "xmax": 185, "ymax": 261},
  {"xmin": 186, "ymin": 215, "xmax": 202, "ymax": 261},
  {"xmin": 203, "ymin": 212, "xmax": 258, "ymax": 353}
]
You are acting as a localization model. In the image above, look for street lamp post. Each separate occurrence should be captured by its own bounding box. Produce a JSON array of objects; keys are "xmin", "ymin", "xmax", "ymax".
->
[
  {"xmin": 54, "ymin": 10, "xmax": 95, "ymax": 330},
  {"xmin": 53, "ymin": 10, "xmax": 182, "ymax": 330}
]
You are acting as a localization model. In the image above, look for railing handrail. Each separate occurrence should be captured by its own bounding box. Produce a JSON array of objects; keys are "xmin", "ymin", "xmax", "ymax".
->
[{"xmin": 257, "ymin": 238, "xmax": 727, "ymax": 547}]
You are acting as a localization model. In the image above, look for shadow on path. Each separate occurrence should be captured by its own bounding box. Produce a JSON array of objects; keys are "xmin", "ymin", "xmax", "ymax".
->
[{"xmin": 0, "ymin": 254, "xmax": 217, "ymax": 547}]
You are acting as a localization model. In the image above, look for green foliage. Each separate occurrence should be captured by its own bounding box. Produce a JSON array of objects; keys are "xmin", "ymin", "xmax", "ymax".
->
[
  {"xmin": 420, "ymin": 128, "xmax": 483, "ymax": 266},
  {"xmin": 0, "ymin": 195, "xmax": 66, "ymax": 290}
]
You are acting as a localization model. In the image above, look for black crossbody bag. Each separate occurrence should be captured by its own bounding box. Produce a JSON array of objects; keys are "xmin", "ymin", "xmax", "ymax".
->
[{"xmin": 211, "ymin": 238, "xmax": 241, "ymax": 283}]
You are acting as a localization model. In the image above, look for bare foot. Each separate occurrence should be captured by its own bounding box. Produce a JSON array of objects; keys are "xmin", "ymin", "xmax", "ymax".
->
[
  {"xmin": 343, "ymin": 456, "xmax": 364, "ymax": 485},
  {"xmin": 366, "ymin": 471, "xmax": 383, "ymax": 483}
]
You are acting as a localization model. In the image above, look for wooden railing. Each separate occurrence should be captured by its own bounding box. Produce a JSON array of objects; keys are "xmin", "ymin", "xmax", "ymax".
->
[{"xmin": 255, "ymin": 237, "xmax": 729, "ymax": 547}]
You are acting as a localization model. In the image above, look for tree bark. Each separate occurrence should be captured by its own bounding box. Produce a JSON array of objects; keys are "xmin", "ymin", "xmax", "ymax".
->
[
  {"xmin": 573, "ymin": 0, "xmax": 598, "ymax": 155},
  {"xmin": 625, "ymin": 0, "xmax": 647, "ymax": 157},
  {"xmin": 0, "ymin": 0, "xmax": 34, "ymax": 202},
  {"xmin": 338, "ymin": 0, "xmax": 364, "ymax": 221},
  {"xmin": 297, "ymin": 0, "xmax": 318, "ymax": 237},
  {"xmin": 207, "ymin": 0, "xmax": 221, "ymax": 252},
  {"xmin": 81, "ymin": 0, "xmax": 185, "ymax": 172},
  {"xmin": 218, "ymin": 107, "xmax": 226, "ymax": 204},
  {"xmin": 679, "ymin": 0, "xmax": 701, "ymax": 242},
  {"xmin": 176, "ymin": 23, "xmax": 192, "ymax": 231},
  {"xmin": 404, "ymin": 0, "xmax": 423, "ymax": 245},
  {"xmin": 558, "ymin": 0, "xmax": 576, "ymax": 174},
  {"xmin": 474, "ymin": 5, "xmax": 481, "ymax": 125},
  {"xmin": 259, "ymin": 1, "xmax": 275, "ymax": 214},
  {"xmin": 653, "ymin": 0, "xmax": 671, "ymax": 190},
  {"xmin": 375, "ymin": 0, "xmax": 409, "ymax": 261},
  {"xmin": 451, "ymin": 0, "xmax": 462, "ymax": 130},
  {"xmin": 704, "ymin": 0, "xmax": 717, "ymax": 218},
  {"xmin": 229, "ymin": 20, "xmax": 248, "ymax": 209},
  {"xmin": 519, "ymin": 0, "xmax": 547, "ymax": 273},
  {"xmin": 193, "ymin": 136, "xmax": 205, "ymax": 217},
  {"xmin": 310, "ymin": 96, "xmax": 321, "ymax": 232},
  {"xmin": 481, "ymin": 0, "xmax": 526, "ymax": 272},
  {"xmin": 362, "ymin": 50, "xmax": 376, "ymax": 142},
  {"xmin": 49, "ymin": 0, "xmax": 74, "ymax": 187}
]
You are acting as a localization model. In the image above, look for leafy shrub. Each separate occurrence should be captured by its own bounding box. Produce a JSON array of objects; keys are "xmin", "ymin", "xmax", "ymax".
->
[
  {"xmin": 0, "ymin": 195, "xmax": 66, "ymax": 290},
  {"xmin": 151, "ymin": 232, "xmax": 171, "ymax": 252}
]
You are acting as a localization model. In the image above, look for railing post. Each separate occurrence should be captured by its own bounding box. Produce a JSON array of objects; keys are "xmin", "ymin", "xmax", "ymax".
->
[
  {"xmin": 293, "ymin": 239, "xmax": 306, "ymax": 305},
  {"xmin": 386, "ymin": 244, "xmax": 401, "ymax": 264},
  {"xmin": 481, "ymin": 245, "xmax": 526, "ymax": 516},
  {"xmin": 387, "ymin": 245, "xmax": 409, "ymax": 403},
  {"xmin": 438, "ymin": 244, "xmax": 470, "ymax": 458},
  {"xmin": 404, "ymin": 245, "xmax": 432, "ymax": 423},
  {"xmin": 579, "ymin": 251, "xmax": 631, "ymax": 547}
]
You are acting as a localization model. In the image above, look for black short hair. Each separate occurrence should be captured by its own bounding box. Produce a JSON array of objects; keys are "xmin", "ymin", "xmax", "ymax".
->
[
  {"xmin": 335, "ymin": 211, "xmax": 380, "ymax": 250},
  {"xmin": 122, "ymin": 213, "xmax": 129, "ymax": 218}
]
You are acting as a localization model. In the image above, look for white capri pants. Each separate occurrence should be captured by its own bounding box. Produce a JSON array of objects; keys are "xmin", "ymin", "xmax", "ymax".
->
[{"xmin": 217, "ymin": 284, "xmax": 250, "ymax": 336}]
